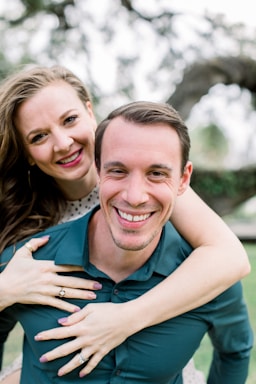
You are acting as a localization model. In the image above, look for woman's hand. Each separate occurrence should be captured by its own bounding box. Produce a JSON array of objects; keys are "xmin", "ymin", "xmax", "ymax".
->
[
  {"xmin": 0, "ymin": 237, "xmax": 101, "ymax": 313},
  {"xmin": 35, "ymin": 302, "xmax": 138, "ymax": 377}
]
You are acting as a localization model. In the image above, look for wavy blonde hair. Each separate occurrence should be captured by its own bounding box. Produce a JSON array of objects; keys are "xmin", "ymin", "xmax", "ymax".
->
[{"xmin": 0, "ymin": 65, "xmax": 91, "ymax": 253}]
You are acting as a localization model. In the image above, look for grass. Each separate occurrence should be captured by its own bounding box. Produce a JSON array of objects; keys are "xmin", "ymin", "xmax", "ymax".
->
[
  {"xmin": 3, "ymin": 244, "xmax": 256, "ymax": 382},
  {"xmin": 2, "ymin": 323, "xmax": 23, "ymax": 368}
]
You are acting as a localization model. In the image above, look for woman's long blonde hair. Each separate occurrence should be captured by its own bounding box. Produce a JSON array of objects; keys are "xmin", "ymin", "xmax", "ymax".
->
[{"xmin": 0, "ymin": 65, "xmax": 92, "ymax": 253}]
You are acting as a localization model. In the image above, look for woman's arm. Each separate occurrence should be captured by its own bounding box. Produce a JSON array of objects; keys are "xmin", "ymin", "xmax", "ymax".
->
[
  {"xmin": 35, "ymin": 187, "xmax": 250, "ymax": 377},
  {"xmin": 132, "ymin": 187, "xmax": 250, "ymax": 324}
]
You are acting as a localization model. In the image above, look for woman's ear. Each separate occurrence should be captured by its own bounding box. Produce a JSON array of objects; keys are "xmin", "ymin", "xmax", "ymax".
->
[
  {"xmin": 178, "ymin": 161, "xmax": 193, "ymax": 196},
  {"xmin": 86, "ymin": 101, "xmax": 97, "ymax": 131},
  {"xmin": 28, "ymin": 158, "xmax": 36, "ymax": 166}
]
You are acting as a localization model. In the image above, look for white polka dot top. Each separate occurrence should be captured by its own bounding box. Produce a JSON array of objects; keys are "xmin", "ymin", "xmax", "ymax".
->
[{"xmin": 59, "ymin": 186, "xmax": 99, "ymax": 224}]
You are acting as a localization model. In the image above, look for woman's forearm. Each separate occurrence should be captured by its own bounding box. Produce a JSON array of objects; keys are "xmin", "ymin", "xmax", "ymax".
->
[
  {"xmin": 123, "ymin": 244, "xmax": 248, "ymax": 332},
  {"xmin": 126, "ymin": 187, "xmax": 250, "ymax": 331},
  {"xmin": 171, "ymin": 187, "xmax": 250, "ymax": 280}
]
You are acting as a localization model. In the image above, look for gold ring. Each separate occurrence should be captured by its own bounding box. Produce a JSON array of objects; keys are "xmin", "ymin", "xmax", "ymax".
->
[
  {"xmin": 58, "ymin": 288, "xmax": 66, "ymax": 298},
  {"xmin": 24, "ymin": 242, "xmax": 34, "ymax": 253},
  {"xmin": 78, "ymin": 352, "xmax": 88, "ymax": 365}
]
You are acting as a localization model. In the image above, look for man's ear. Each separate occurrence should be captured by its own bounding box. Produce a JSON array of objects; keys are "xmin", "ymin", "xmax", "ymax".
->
[{"xmin": 178, "ymin": 161, "xmax": 193, "ymax": 196}]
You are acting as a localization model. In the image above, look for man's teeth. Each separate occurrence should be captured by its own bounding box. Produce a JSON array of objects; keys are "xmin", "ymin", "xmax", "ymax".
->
[
  {"xmin": 59, "ymin": 152, "xmax": 79, "ymax": 164},
  {"xmin": 118, "ymin": 210, "xmax": 150, "ymax": 222}
]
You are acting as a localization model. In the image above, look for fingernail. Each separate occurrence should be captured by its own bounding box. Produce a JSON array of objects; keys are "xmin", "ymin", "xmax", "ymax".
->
[
  {"xmin": 93, "ymin": 282, "xmax": 102, "ymax": 290},
  {"xmin": 34, "ymin": 334, "xmax": 42, "ymax": 340},
  {"xmin": 41, "ymin": 235, "xmax": 50, "ymax": 240},
  {"xmin": 58, "ymin": 317, "xmax": 68, "ymax": 324},
  {"xmin": 39, "ymin": 355, "xmax": 48, "ymax": 363},
  {"xmin": 79, "ymin": 372, "xmax": 86, "ymax": 378}
]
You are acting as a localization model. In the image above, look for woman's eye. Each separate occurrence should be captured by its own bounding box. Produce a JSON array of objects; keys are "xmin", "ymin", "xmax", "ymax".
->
[
  {"xmin": 64, "ymin": 115, "xmax": 77, "ymax": 125},
  {"xmin": 30, "ymin": 133, "xmax": 47, "ymax": 144}
]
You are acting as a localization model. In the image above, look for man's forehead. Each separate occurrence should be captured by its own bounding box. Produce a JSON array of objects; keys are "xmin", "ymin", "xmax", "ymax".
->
[
  {"xmin": 99, "ymin": 118, "xmax": 182, "ymax": 171},
  {"xmin": 103, "ymin": 116, "xmax": 177, "ymax": 141}
]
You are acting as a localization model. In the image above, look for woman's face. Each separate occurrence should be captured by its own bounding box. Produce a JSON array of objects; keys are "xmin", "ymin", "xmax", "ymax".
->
[{"xmin": 15, "ymin": 81, "xmax": 97, "ymax": 188}]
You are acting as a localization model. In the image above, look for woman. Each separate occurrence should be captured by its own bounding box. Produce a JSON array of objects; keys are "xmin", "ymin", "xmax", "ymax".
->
[{"xmin": 0, "ymin": 65, "xmax": 250, "ymax": 382}]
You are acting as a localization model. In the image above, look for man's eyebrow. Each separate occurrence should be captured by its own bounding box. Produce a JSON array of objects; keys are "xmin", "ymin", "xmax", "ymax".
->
[
  {"xmin": 103, "ymin": 161, "xmax": 124, "ymax": 169},
  {"xmin": 149, "ymin": 164, "xmax": 173, "ymax": 172},
  {"xmin": 103, "ymin": 162, "xmax": 172, "ymax": 172}
]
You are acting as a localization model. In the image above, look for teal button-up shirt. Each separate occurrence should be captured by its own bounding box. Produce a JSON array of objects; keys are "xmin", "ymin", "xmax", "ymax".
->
[{"xmin": 0, "ymin": 206, "xmax": 253, "ymax": 383}]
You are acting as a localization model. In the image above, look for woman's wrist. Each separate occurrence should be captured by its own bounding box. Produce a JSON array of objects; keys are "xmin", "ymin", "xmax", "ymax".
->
[{"xmin": 120, "ymin": 299, "xmax": 154, "ymax": 334}]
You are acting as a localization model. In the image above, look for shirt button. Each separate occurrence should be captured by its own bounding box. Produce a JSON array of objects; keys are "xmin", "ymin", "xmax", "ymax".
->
[
  {"xmin": 113, "ymin": 288, "xmax": 119, "ymax": 295},
  {"xmin": 116, "ymin": 369, "xmax": 121, "ymax": 376}
]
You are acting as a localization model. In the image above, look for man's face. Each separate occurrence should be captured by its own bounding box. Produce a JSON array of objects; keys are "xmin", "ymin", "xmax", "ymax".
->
[{"xmin": 99, "ymin": 116, "xmax": 192, "ymax": 252}]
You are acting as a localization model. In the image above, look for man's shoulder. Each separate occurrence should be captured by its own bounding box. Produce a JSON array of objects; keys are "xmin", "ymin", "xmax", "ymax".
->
[
  {"xmin": 0, "ymin": 208, "xmax": 96, "ymax": 265},
  {"xmin": 164, "ymin": 221, "xmax": 193, "ymax": 256}
]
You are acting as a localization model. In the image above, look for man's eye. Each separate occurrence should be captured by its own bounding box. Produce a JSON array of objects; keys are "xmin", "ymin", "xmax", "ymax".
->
[
  {"xmin": 149, "ymin": 171, "xmax": 169, "ymax": 180},
  {"xmin": 112, "ymin": 169, "xmax": 124, "ymax": 173},
  {"xmin": 108, "ymin": 169, "xmax": 126, "ymax": 175},
  {"xmin": 151, "ymin": 171, "xmax": 164, "ymax": 177}
]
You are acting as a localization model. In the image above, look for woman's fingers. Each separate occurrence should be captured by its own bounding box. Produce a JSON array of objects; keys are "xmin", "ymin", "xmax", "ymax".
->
[
  {"xmin": 33, "ymin": 295, "xmax": 81, "ymax": 313},
  {"xmin": 79, "ymin": 351, "xmax": 108, "ymax": 377},
  {"xmin": 35, "ymin": 307, "xmax": 91, "ymax": 342},
  {"xmin": 16, "ymin": 236, "xmax": 50, "ymax": 255},
  {"xmin": 35, "ymin": 303, "xmax": 132, "ymax": 376},
  {"xmin": 36, "ymin": 331, "xmax": 103, "ymax": 377},
  {"xmin": 35, "ymin": 324, "xmax": 78, "ymax": 342},
  {"xmin": 1, "ymin": 236, "xmax": 102, "ymax": 311},
  {"xmin": 58, "ymin": 349, "xmax": 97, "ymax": 377},
  {"xmin": 51, "ymin": 273, "xmax": 102, "ymax": 295},
  {"xmin": 39, "ymin": 338, "xmax": 83, "ymax": 362}
]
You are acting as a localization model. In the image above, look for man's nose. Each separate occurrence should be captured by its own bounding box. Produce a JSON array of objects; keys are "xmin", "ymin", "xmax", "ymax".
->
[{"xmin": 121, "ymin": 174, "xmax": 149, "ymax": 207}]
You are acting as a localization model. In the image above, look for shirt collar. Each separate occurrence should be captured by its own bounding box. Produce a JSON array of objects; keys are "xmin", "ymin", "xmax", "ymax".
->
[
  {"xmin": 53, "ymin": 205, "xmax": 192, "ymax": 280},
  {"xmin": 55, "ymin": 205, "xmax": 100, "ymax": 267}
]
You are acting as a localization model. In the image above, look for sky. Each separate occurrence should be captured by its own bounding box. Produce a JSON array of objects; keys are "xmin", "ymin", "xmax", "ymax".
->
[
  {"xmin": 74, "ymin": 0, "xmax": 256, "ymax": 167},
  {"xmin": 162, "ymin": 0, "xmax": 255, "ymax": 27},
  {"xmin": 165, "ymin": 0, "xmax": 256, "ymax": 167}
]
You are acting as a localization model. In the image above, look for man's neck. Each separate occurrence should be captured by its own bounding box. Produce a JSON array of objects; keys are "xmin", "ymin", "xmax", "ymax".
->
[{"xmin": 88, "ymin": 210, "xmax": 160, "ymax": 283}]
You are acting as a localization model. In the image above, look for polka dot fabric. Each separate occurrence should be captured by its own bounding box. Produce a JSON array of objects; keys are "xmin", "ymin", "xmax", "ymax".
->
[{"xmin": 59, "ymin": 186, "xmax": 99, "ymax": 223}]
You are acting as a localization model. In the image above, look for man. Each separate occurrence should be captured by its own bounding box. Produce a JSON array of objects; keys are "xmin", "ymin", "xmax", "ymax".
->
[{"xmin": 0, "ymin": 102, "xmax": 252, "ymax": 383}]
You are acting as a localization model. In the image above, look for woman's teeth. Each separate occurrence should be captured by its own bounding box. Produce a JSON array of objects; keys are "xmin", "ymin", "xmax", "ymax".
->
[{"xmin": 59, "ymin": 151, "xmax": 80, "ymax": 164}]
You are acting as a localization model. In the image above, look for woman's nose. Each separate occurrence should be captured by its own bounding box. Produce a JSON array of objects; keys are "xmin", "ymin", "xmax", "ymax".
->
[{"xmin": 53, "ymin": 136, "xmax": 74, "ymax": 152}]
